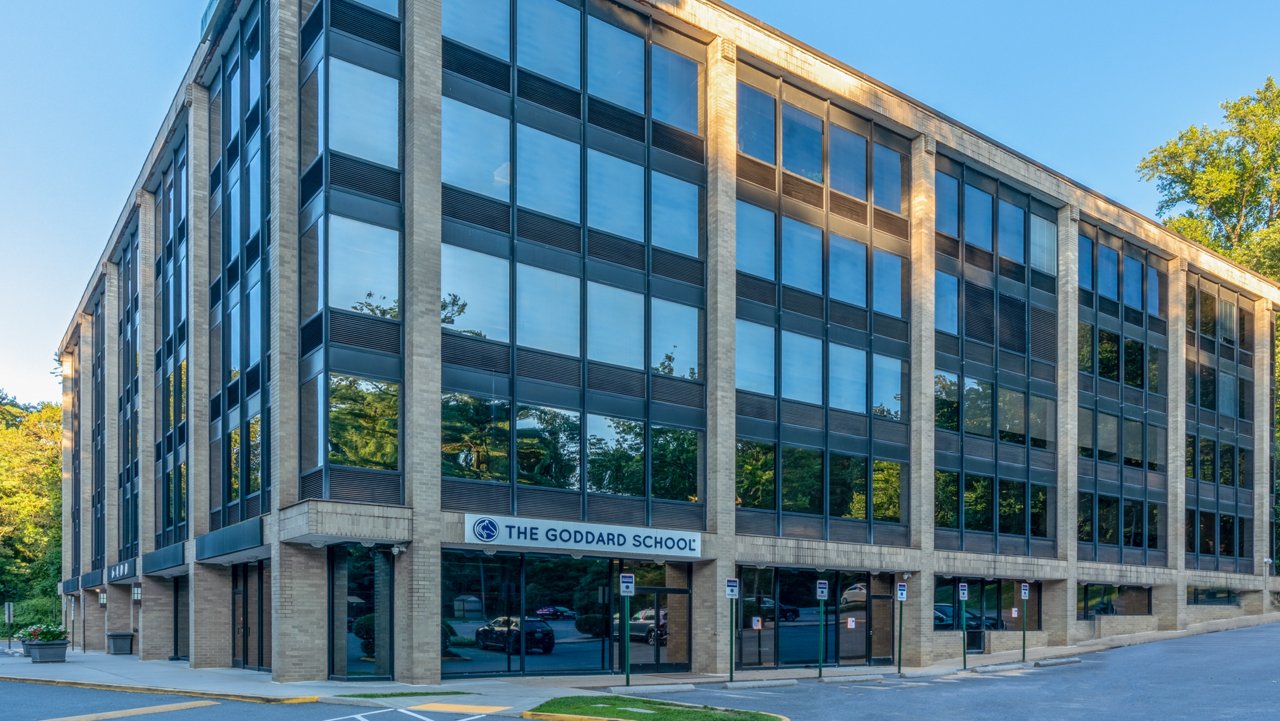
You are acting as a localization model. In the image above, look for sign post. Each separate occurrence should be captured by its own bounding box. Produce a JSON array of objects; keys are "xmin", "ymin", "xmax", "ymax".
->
[
  {"xmin": 620, "ymin": 573, "xmax": 635, "ymax": 687},
  {"xmin": 726, "ymin": 578, "xmax": 739, "ymax": 683},
  {"xmin": 816, "ymin": 580, "xmax": 829, "ymax": 678},
  {"xmin": 895, "ymin": 582, "xmax": 907, "ymax": 675},
  {"xmin": 958, "ymin": 582, "xmax": 969, "ymax": 670},
  {"xmin": 4, "ymin": 602, "xmax": 12, "ymax": 650},
  {"xmin": 1020, "ymin": 582, "xmax": 1029, "ymax": 663}
]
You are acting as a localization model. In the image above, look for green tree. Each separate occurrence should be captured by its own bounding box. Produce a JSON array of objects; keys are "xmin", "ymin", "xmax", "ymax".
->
[{"xmin": 0, "ymin": 393, "xmax": 62, "ymax": 606}]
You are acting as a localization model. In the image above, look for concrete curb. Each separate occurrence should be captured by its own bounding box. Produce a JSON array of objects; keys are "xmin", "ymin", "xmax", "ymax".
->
[
  {"xmin": 722, "ymin": 679, "xmax": 798, "ymax": 689},
  {"xmin": 973, "ymin": 663, "xmax": 1026, "ymax": 674},
  {"xmin": 606, "ymin": 683, "xmax": 696, "ymax": 694},
  {"xmin": 0, "ymin": 675, "xmax": 318, "ymax": 704},
  {"xmin": 1033, "ymin": 657, "xmax": 1082, "ymax": 668},
  {"xmin": 818, "ymin": 674, "xmax": 884, "ymax": 684},
  {"xmin": 317, "ymin": 696, "xmax": 394, "ymax": 708}
]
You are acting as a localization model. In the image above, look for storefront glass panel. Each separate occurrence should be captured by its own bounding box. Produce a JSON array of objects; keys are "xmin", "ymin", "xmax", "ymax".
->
[{"xmin": 329, "ymin": 546, "xmax": 393, "ymax": 679}]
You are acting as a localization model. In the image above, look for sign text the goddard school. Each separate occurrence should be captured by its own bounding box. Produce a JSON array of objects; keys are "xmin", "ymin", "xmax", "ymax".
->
[{"xmin": 464, "ymin": 514, "xmax": 701, "ymax": 559}]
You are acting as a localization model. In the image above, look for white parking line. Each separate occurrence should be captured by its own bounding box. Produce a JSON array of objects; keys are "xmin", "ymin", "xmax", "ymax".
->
[
  {"xmin": 321, "ymin": 709, "xmax": 396, "ymax": 721},
  {"xmin": 396, "ymin": 710, "xmax": 434, "ymax": 721},
  {"xmin": 456, "ymin": 716, "xmax": 488, "ymax": 721}
]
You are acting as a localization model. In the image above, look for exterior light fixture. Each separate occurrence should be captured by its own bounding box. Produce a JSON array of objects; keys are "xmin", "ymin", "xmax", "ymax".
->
[
  {"xmin": 132, "ymin": 585, "xmax": 142, "ymax": 603},
  {"xmin": 98, "ymin": 591, "xmax": 107, "ymax": 608}
]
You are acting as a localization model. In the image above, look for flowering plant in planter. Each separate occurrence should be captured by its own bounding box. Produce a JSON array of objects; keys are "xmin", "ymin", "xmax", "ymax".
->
[
  {"xmin": 13, "ymin": 626, "xmax": 30, "ymax": 642},
  {"xmin": 24, "ymin": 624, "xmax": 68, "ymax": 642}
]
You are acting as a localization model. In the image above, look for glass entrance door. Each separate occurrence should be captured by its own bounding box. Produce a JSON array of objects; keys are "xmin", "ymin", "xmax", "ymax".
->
[
  {"xmin": 614, "ymin": 590, "xmax": 691, "ymax": 673},
  {"xmin": 869, "ymin": 573, "xmax": 895, "ymax": 665},
  {"xmin": 232, "ymin": 560, "xmax": 272, "ymax": 671}
]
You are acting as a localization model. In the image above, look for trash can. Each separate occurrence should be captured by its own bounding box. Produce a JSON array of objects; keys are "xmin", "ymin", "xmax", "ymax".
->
[{"xmin": 107, "ymin": 632, "xmax": 134, "ymax": 655}]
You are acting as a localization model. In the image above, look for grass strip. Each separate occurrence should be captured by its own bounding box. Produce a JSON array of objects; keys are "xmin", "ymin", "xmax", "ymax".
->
[{"xmin": 530, "ymin": 695, "xmax": 779, "ymax": 721}]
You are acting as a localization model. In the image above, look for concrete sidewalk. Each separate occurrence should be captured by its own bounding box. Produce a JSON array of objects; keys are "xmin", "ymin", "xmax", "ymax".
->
[{"xmin": 2, "ymin": 611, "xmax": 1276, "ymax": 714}]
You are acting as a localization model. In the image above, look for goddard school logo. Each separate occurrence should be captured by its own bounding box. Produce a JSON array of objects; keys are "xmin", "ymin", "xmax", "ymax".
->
[{"xmin": 472, "ymin": 517, "xmax": 500, "ymax": 543}]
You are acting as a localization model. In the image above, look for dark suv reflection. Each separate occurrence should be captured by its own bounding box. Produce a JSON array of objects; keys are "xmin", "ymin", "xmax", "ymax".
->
[{"xmin": 474, "ymin": 616, "xmax": 556, "ymax": 654}]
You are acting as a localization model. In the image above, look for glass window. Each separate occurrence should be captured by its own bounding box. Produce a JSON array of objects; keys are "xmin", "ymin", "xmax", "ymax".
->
[
  {"xmin": 735, "ymin": 439, "xmax": 775, "ymax": 510},
  {"xmin": 935, "ymin": 171, "xmax": 959, "ymax": 237},
  {"xmin": 1219, "ymin": 299, "xmax": 1237, "ymax": 344},
  {"xmin": 587, "ymin": 16, "xmax": 644, "ymax": 111},
  {"xmin": 329, "ymin": 545, "xmax": 394, "ymax": 679},
  {"xmin": 441, "ymin": 392, "xmax": 510, "ymax": 481},
  {"xmin": 935, "ymin": 470, "xmax": 959, "ymax": 529},
  {"xmin": 736, "ymin": 200, "xmax": 775, "ymax": 280},
  {"xmin": 1123, "ymin": 256, "xmax": 1144, "ymax": 309},
  {"xmin": 1219, "ymin": 373, "xmax": 1237, "ymax": 417},
  {"xmin": 328, "ymin": 374, "xmax": 400, "ymax": 470},
  {"xmin": 1147, "ymin": 266, "xmax": 1164, "ymax": 317},
  {"xmin": 872, "ymin": 143, "xmax": 903, "ymax": 213},
  {"xmin": 830, "ymin": 125, "xmax": 867, "ymax": 199},
  {"xmin": 516, "ymin": 264, "xmax": 579, "ymax": 356},
  {"xmin": 935, "ymin": 271, "xmax": 958, "ymax": 334},
  {"xmin": 1147, "ymin": 347, "xmax": 1166, "ymax": 394},
  {"xmin": 781, "ymin": 331, "xmax": 822, "ymax": 405},
  {"xmin": 587, "ymin": 150, "xmax": 644, "ymax": 240},
  {"xmin": 781, "ymin": 217, "xmax": 822, "ymax": 293},
  {"xmin": 515, "ymin": 404, "xmax": 581, "ymax": 489},
  {"xmin": 998, "ymin": 387, "xmax": 1026, "ymax": 444},
  {"xmin": 735, "ymin": 319, "xmax": 775, "ymax": 395},
  {"xmin": 1079, "ymin": 236, "xmax": 1092, "ymax": 290},
  {"xmin": 516, "ymin": 124, "xmax": 580, "ymax": 222},
  {"xmin": 441, "ymin": 244, "xmax": 509, "ymax": 341},
  {"xmin": 651, "ymin": 425, "xmax": 701, "ymax": 502},
  {"xmin": 1078, "ymin": 492, "xmax": 1093, "ymax": 542},
  {"xmin": 869, "ymin": 354, "xmax": 904, "ymax": 420},
  {"xmin": 651, "ymin": 298, "xmax": 701, "ymax": 380},
  {"xmin": 301, "ymin": 376, "xmax": 322, "ymax": 470},
  {"xmin": 227, "ymin": 299, "xmax": 241, "ymax": 380},
  {"xmin": 1123, "ymin": 419, "xmax": 1143, "ymax": 468},
  {"xmin": 781, "ymin": 446, "xmax": 823, "ymax": 514},
  {"xmin": 871, "ymin": 460, "xmax": 902, "ymax": 523},
  {"xmin": 829, "ymin": 342, "xmax": 866, "ymax": 414},
  {"xmin": 443, "ymin": 0, "xmax": 508, "ymax": 59},
  {"xmin": 998, "ymin": 200, "xmax": 1025, "ymax": 264},
  {"xmin": 1123, "ymin": 339, "xmax": 1144, "ymax": 388},
  {"xmin": 963, "ymin": 184, "xmax": 993, "ymax": 250},
  {"xmin": 587, "ymin": 282, "xmax": 643, "ymax": 368},
  {"xmin": 1029, "ymin": 214, "xmax": 1057, "ymax": 275},
  {"xmin": 737, "ymin": 83, "xmax": 775, "ymax": 163},
  {"xmin": 517, "ymin": 0, "xmax": 580, "ymax": 88},
  {"xmin": 650, "ymin": 172, "xmax": 700, "ymax": 257},
  {"xmin": 1097, "ymin": 412, "xmax": 1119, "ymax": 464},
  {"xmin": 1000, "ymin": 480, "xmax": 1026, "ymax": 535},
  {"xmin": 829, "ymin": 453, "xmax": 868, "ymax": 520},
  {"xmin": 1146, "ymin": 424, "xmax": 1167, "ymax": 473},
  {"xmin": 1097, "ymin": 330, "xmax": 1120, "ymax": 381},
  {"xmin": 934, "ymin": 370, "xmax": 960, "ymax": 432},
  {"xmin": 652, "ymin": 45, "xmax": 700, "ymax": 134},
  {"xmin": 829, "ymin": 234, "xmax": 867, "ymax": 307},
  {"xmin": 246, "ymin": 283, "xmax": 261, "ymax": 367},
  {"xmin": 1078, "ymin": 323, "xmax": 1094, "ymax": 373},
  {"xmin": 1096, "ymin": 245, "xmax": 1119, "ymax": 300},
  {"xmin": 782, "ymin": 103, "xmax": 823, "ymax": 183},
  {"xmin": 1199, "ymin": 364, "xmax": 1216, "ymax": 410},
  {"xmin": 1199, "ymin": 437, "xmax": 1216, "ymax": 482},
  {"xmin": 964, "ymin": 474, "xmax": 993, "ymax": 532},
  {"xmin": 328, "ymin": 59, "xmax": 399, "ymax": 169},
  {"xmin": 1097, "ymin": 496, "xmax": 1120, "ymax": 545},
  {"xmin": 586, "ymin": 414, "xmax": 644, "ymax": 496},
  {"xmin": 327, "ymin": 216, "xmax": 400, "ymax": 318},
  {"xmin": 962, "ymin": 378, "xmax": 992, "ymax": 437},
  {"xmin": 1030, "ymin": 396, "xmax": 1055, "ymax": 451},
  {"xmin": 1219, "ymin": 443, "xmax": 1236, "ymax": 486},
  {"xmin": 352, "ymin": 0, "xmax": 399, "ymax": 15},
  {"xmin": 1199, "ymin": 290, "xmax": 1216, "ymax": 337},
  {"xmin": 872, "ymin": 249, "xmax": 904, "ymax": 318},
  {"xmin": 1030, "ymin": 485, "xmax": 1050, "ymax": 538},
  {"xmin": 441, "ymin": 98, "xmax": 510, "ymax": 201}
]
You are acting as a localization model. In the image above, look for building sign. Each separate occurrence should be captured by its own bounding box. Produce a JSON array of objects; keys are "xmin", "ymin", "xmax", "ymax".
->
[
  {"xmin": 108, "ymin": 558, "xmax": 137, "ymax": 583},
  {"xmin": 726, "ymin": 578, "xmax": 740, "ymax": 599},
  {"xmin": 463, "ymin": 514, "xmax": 702, "ymax": 559}
]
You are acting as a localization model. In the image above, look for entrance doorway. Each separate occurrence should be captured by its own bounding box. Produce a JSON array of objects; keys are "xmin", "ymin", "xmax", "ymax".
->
[
  {"xmin": 613, "ymin": 588, "xmax": 691, "ymax": 673},
  {"xmin": 231, "ymin": 560, "xmax": 271, "ymax": 671},
  {"xmin": 172, "ymin": 576, "xmax": 190, "ymax": 660}
]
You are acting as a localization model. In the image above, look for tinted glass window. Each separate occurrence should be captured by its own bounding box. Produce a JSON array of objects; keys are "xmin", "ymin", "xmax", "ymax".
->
[
  {"xmin": 329, "ymin": 374, "xmax": 399, "ymax": 470},
  {"xmin": 829, "ymin": 342, "xmax": 866, "ymax": 414},
  {"xmin": 872, "ymin": 143, "xmax": 903, "ymax": 213},
  {"xmin": 516, "ymin": 404, "xmax": 581, "ymax": 489},
  {"xmin": 1124, "ymin": 339, "xmax": 1144, "ymax": 388},
  {"xmin": 651, "ymin": 298, "xmax": 701, "ymax": 380},
  {"xmin": 1123, "ymin": 256, "xmax": 1144, "ymax": 309},
  {"xmin": 328, "ymin": 215, "xmax": 399, "ymax": 318},
  {"xmin": 517, "ymin": 0, "xmax": 580, "ymax": 88},
  {"xmin": 651, "ymin": 45, "xmax": 700, "ymax": 134},
  {"xmin": 353, "ymin": 0, "xmax": 399, "ymax": 16},
  {"xmin": 872, "ymin": 249, "xmax": 904, "ymax": 318},
  {"xmin": 587, "ymin": 150, "xmax": 644, "ymax": 240},
  {"xmin": 650, "ymin": 171, "xmax": 700, "ymax": 257},
  {"xmin": 998, "ymin": 387, "xmax": 1026, "ymax": 444},
  {"xmin": 935, "ymin": 470, "xmax": 959, "ymax": 528},
  {"xmin": 782, "ymin": 103, "xmax": 823, "ymax": 183},
  {"xmin": 829, "ymin": 233, "xmax": 866, "ymax": 307},
  {"xmin": 935, "ymin": 171, "xmax": 959, "ymax": 236},
  {"xmin": 736, "ymin": 200, "xmax": 775, "ymax": 280},
  {"xmin": 443, "ymin": 0, "xmax": 509, "ymax": 59},
  {"xmin": 1096, "ymin": 245, "xmax": 1119, "ymax": 300},
  {"xmin": 830, "ymin": 125, "xmax": 867, "ymax": 199},
  {"xmin": 871, "ymin": 354, "xmax": 903, "ymax": 420},
  {"xmin": 441, "ymin": 98, "xmax": 511, "ymax": 201},
  {"xmin": 1079, "ymin": 237, "xmax": 1093, "ymax": 289},
  {"xmin": 962, "ymin": 378, "xmax": 992, "ymax": 437},
  {"xmin": 963, "ymin": 184, "xmax": 992, "ymax": 250},
  {"xmin": 998, "ymin": 199, "xmax": 1025, "ymax": 264},
  {"xmin": 735, "ymin": 439, "xmax": 776, "ymax": 510},
  {"xmin": 781, "ymin": 331, "xmax": 822, "ymax": 405},
  {"xmin": 1097, "ymin": 413, "xmax": 1119, "ymax": 464},
  {"xmin": 516, "ymin": 124, "xmax": 580, "ymax": 222},
  {"xmin": 441, "ymin": 244, "xmax": 509, "ymax": 342},
  {"xmin": 516, "ymin": 264, "xmax": 579, "ymax": 356},
  {"xmin": 441, "ymin": 392, "xmax": 510, "ymax": 481},
  {"xmin": 1030, "ymin": 396, "xmax": 1055, "ymax": 451},
  {"xmin": 735, "ymin": 319, "xmax": 775, "ymax": 395},
  {"xmin": 1147, "ymin": 266, "xmax": 1163, "ymax": 317},
  {"xmin": 651, "ymin": 425, "xmax": 701, "ymax": 501},
  {"xmin": 964, "ymin": 474, "xmax": 993, "ymax": 532},
  {"xmin": 934, "ymin": 370, "xmax": 959, "ymax": 432},
  {"xmin": 935, "ymin": 271, "xmax": 958, "ymax": 334},
  {"xmin": 1123, "ymin": 419, "xmax": 1143, "ymax": 468},
  {"xmin": 587, "ymin": 17, "xmax": 644, "ymax": 112},
  {"xmin": 781, "ymin": 446, "xmax": 823, "ymax": 514},
  {"xmin": 586, "ymin": 414, "xmax": 644, "ymax": 496},
  {"xmin": 328, "ymin": 59, "xmax": 399, "ymax": 169},
  {"xmin": 737, "ymin": 83, "xmax": 775, "ymax": 162},
  {"xmin": 780, "ymin": 217, "xmax": 822, "ymax": 293},
  {"xmin": 587, "ymin": 282, "xmax": 643, "ymax": 368},
  {"xmin": 1097, "ymin": 330, "xmax": 1120, "ymax": 381},
  {"xmin": 1029, "ymin": 214, "xmax": 1057, "ymax": 275},
  {"xmin": 829, "ymin": 453, "xmax": 868, "ymax": 519},
  {"xmin": 872, "ymin": 460, "xmax": 902, "ymax": 522},
  {"xmin": 1000, "ymin": 480, "xmax": 1026, "ymax": 534}
]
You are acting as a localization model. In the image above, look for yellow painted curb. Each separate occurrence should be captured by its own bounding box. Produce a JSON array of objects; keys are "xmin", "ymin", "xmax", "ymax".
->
[
  {"xmin": 411, "ymin": 702, "xmax": 511, "ymax": 713},
  {"xmin": 39, "ymin": 699, "xmax": 219, "ymax": 721},
  {"xmin": 0, "ymin": 676, "xmax": 318, "ymax": 705}
]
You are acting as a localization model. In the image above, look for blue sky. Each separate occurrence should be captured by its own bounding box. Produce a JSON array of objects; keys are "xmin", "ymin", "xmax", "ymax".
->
[{"xmin": 1, "ymin": 0, "xmax": 1276, "ymax": 404}]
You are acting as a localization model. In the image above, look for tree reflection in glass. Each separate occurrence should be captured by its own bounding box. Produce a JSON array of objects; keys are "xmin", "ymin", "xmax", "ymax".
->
[
  {"xmin": 735, "ymin": 439, "xmax": 775, "ymax": 509},
  {"xmin": 651, "ymin": 426, "xmax": 700, "ymax": 502},
  {"xmin": 441, "ymin": 244, "xmax": 509, "ymax": 341},
  {"xmin": 516, "ymin": 404, "xmax": 581, "ymax": 489},
  {"xmin": 871, "ymin": 460, "xmax": 902, "ymax": 523},
  {"xmin": 829, "ymin": 453, "xmax": 867, "ymax": 520},
  {"xmin": 585, "ymin": 415, "xmax": 644, "ymax": 496},
  {"xmin": 328, "ymin": 374, "xmax": 400, "ymax": 470},
  {"xmin": 441, "ymin": 393, "xmax": 510, "ymax": 481}
]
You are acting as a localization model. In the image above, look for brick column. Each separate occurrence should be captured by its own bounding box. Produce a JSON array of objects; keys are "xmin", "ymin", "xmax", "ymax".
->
[
  {"xmin": 272, "ymin": 543, "xmax": 328, "ymax": 681},
  {"xmin": 1164, "ymin": 258, "xmax": 1189, "ymax": 630},
  {"xmin": 138, "ymin": 576, "xmax": 174, "ymax": 660},
  {"xmin": 1251, "ymin": 299, "xmax": 1271, "ymax": 599},
  {"xmin": 1051, "ymin": 204, "xmax": 1079, "ymax": 643},
  {"xmin": 692, "ymin": 36, "xmax": 738, "ymax": 675},
  {"xmin": 105, "ymin": 584, "xmax": 134, "ymax": 640},
  {"xmin": 103, "ymin": 265, "xmax": 121, "ymax": 576},
  {"xmin": 189, "ymin": 564, "xmax": 232, "ymax": 667},
  {"xmin": 79, "ymin": 307, "xmax": 105, "ymax": 653},
  {"xmin": 60, "ymin": 346, "xmax": 77, "ymax": 592},
  {"xmin": 397, "ymin": 0, "xmax": 444, "ymax": 684}
]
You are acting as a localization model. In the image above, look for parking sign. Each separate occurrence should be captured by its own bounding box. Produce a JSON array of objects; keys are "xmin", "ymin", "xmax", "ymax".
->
[
  {"xmin": 619, "ymin": 573, "xmax": 635, "ymax": 597},
  {"xmin": 816, "ymin": 580, "xmax": 829, "ymax": 601},
  {"xmin": 958, "ymin": 582, "xmax": 969, "ymax": 601},
  {"xmin": 1020, "ymin": 582, "xmax": 1029, "ymax": 600},
  {"xmin": 726, "ymin": 578, "xmax": 740, "ymax": 599},
  {"xmin": 896, "ymin": 583, "xmax": 907, "ymax": 602}
]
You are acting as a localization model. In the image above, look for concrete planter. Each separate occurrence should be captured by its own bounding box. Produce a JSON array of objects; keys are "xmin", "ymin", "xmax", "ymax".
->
[
  {"xmin": 107, "ymin": 632, "xmax": 135, "ymax": 655},
  {"xmin": 20, "ymin": 640, "xmax": 31, "ymax": 657},
  {"xmin": 28, "ymin": 640, "xmax": 69, "ymax": 664}
]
